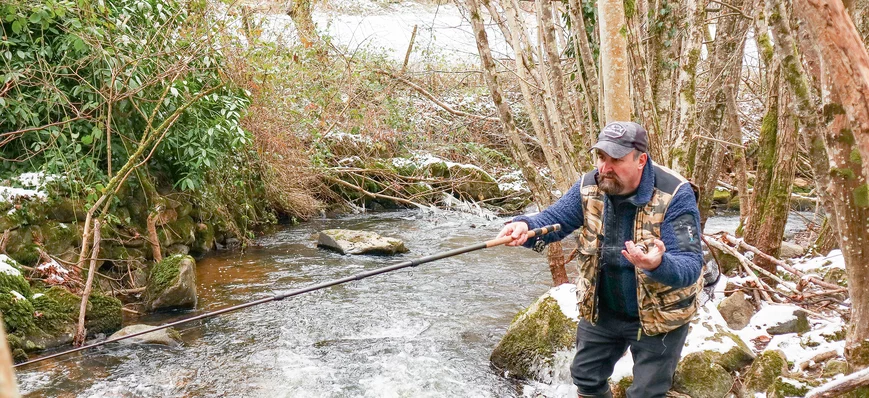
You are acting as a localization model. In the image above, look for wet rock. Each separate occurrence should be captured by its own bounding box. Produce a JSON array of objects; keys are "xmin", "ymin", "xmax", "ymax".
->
[
  {"xmin": 191, "ymin": 222, "xmax": 215, "ymax": 257},
  {"xmin": 145, "ymin": 255, "xmax": 197, "ymax": 312},
  {"xmin": 717, "ymin": 292, "xmax": 755, "ymax": 330},
  {"xmin": 489, "ymin": 291, "xmax": 577, "ymax": 381},
  {"xmin": 317, "ymin": 229, "xmax": 408, "ymax": 255},
  {"xmin": 744, "ymin": 349, "xmax": 789, "ymax": 394},
  {"xmin": 779, "ymin": 241, "xmax": 805, "ymax": 259},
  {"xmin": 766, "ymin": 309, "xmax": 810, "ymax": 335},
  {"xmin": 109, "ymin": 324, "xmax": 182, "ymax": 347},
  {"xmin": 673, "ymin": 351, "xmax": 734, "ymax": 398},
  {"xmin": 157, "ymin": 215, "xmax": 196, "ymax": 247},
  {"xmin": 713, "ymin": 330, "xmax": 756, "ymax": 371}
]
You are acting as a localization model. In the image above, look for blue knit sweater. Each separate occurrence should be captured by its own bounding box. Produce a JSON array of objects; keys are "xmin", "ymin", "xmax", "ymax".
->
[{"xmin": 513, "ymin": 159, "xmax": 703, "ymax": 318}]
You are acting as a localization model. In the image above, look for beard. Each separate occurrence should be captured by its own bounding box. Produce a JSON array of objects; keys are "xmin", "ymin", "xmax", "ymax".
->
[{"xmin": 598, "ymin": 173, "xmax": 624, "ymax": 195}]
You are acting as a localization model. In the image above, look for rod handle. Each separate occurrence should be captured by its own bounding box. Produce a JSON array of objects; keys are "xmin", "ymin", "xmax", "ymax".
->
[{"xmin": 485, "ymin": 223, "xmax": 562, "ymax": 247}]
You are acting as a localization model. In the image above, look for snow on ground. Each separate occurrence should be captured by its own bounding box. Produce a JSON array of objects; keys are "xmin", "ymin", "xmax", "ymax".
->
[
  {"xmin": 250, "ymin": 0, "xmax": 527, "ymax": 63},
  {"xmin": 524, "ymin": 251, "xmax": 850, "ymax": 397},
  {"xmin": 0, "ymin": 172, "xmax": 58, "ymax": 203}
]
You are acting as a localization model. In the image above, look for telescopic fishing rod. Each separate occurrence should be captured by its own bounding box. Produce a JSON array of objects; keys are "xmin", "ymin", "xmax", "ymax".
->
[{"xmin": 14, "ymin": 223, "xmax": 561, "ymax": 368}]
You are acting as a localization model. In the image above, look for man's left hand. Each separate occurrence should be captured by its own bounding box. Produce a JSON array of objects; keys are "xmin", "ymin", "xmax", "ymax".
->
[{"xmin": 623, "ymin": 239, "xmax": 665, "ymax": 271}]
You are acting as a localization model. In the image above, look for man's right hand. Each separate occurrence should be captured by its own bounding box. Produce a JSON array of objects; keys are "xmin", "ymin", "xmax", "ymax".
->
[{"xmin": 497, "ymin": 221, "xmax": 530, "ymax": 246}]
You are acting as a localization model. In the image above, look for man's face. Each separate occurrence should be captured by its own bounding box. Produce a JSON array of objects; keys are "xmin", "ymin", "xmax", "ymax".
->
[{"xmin": 595, "ymin": 149, "xmax": 647, "ymax": 195}]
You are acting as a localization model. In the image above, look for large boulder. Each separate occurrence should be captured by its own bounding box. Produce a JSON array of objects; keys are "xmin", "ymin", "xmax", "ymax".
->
[
  {"xmin": 317, "ymin": 229, "xmax": 408, "ymax": 255},
  {"xmin": 490, "ymin": 288, "xmax": 578, "ymax": 381},
  {"xmin": 717, "ymin": 292, "xmax": 755, "ymax": 330},
  {"xmin": 672, "ymin": 351, "xmax": 734, "ymax": 398},
  {"xmin": 744, "ymin": 349, "xmax": 789, "ymax": 394},
  {"xmin": 145, "ymin": 255, "xmax": 197, "ymax": 312},
  {"xmin": 109, "ymin": 324, "xmax": 182, "ymax": 347}
]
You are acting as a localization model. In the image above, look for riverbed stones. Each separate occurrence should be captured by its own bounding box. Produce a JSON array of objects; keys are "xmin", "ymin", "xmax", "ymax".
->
[
  {"xmin": 673, "ymin": 351, "xmax": 734, "ymax": 398},
  {"xmin": 145, "ymin": 255, "xmax": 197, "ymax": 312},
  {"xmin": 109, "ymin": 324, "xmax": 182, "ymax": 347},
  {"xmin": 718, "ymin": 292, "xmax": 755, "ymax": 330},
  {"xmin": 766, "ymin": 309, "xmax": 810, "ymax": 335},
  {"xmin": 744, "ymin": 349, "xmax": 789, "ymax": 394},
  {"xmin": 317, "ymin": 229, "xmax": 408, "ymax": 255},
  {"xmin": 489, "ymin": 291, "xmax": 577, "ymax": 381}
]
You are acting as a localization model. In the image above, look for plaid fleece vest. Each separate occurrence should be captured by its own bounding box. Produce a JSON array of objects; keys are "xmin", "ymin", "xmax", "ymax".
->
[{"xmin": 574, "ymin": 164, "xmax": 703, "ymax": 335}]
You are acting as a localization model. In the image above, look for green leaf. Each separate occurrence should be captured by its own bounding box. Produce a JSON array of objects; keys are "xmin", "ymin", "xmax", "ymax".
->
[
  {"xmin": 29, "ymin": 12, "xmax": 41, "ymax": 24},
  {"xmin": 11, "ymin": 20, "xmax": 21, "ymax": 34},
  {"xmin": 81, "ymin": 134, "xmax": 93, "ymax": 145}
]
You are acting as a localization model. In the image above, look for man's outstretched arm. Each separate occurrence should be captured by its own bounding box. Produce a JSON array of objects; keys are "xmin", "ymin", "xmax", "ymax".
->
[{"xmin": 497, "ymin": 179, "xmax": 585, "ymax": 247}]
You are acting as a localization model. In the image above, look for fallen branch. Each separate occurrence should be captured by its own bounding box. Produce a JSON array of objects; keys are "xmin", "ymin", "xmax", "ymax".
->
[
  {"xmin": 798, "ymin": 349, "xmax": 838, "ymax": 372},
  {"xmin": 721, "ymin": 233, "xmax": 842, "ymax": 290},
  {"xmin": 326, "ymin": 176, "xmax": 428, "ymax": 209},
  {"xmin": 704, "ymin": 236, "xmax": 779, "ymax": 301},
  {"xmin": 806, "ymin": 366, "xmax": 869, "ymax": 398}
]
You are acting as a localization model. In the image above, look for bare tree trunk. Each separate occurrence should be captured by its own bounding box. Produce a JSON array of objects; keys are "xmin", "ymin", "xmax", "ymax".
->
[
  {"xmin": 671, "ymin": 0, "xmax": 706, "ymax": 172},
  {"xmin": 567, "ymin": 0, "xmax": 601, "ymax": 128},
  {"xmin": 0, "ymin": 319, "xmax": 19, "ymax": 398},
  {"xmin": 465, "ymin": 0, "xmax": 567, "ymax": 284},
  {"xmin": 794, "ymin": 0, "xmax": 869, "ymax": 370},
  {"xmin": 288, "ymin": 0, "xmax": 321, "ymax": 48},
  {"xmin": 501, "ymin": 0, "xmax": 566, "ymax": 194},
  {"xmin": 74, "ymin": 220, "xmax": 101, "ymax": 347},
  {"xmin": 689, "ymin": 0, "xmax": 750, "ymax": 227},
  {"xmin": 598, "ymin": 0, "xmax": 632, "ymax": 122},
  {"xmin": 743, "ymin": 67, "xmax": 799, "ymax": 276}
]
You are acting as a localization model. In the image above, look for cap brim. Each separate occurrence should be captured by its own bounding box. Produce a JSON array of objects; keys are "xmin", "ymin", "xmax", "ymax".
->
[{"xmin": 590, "ymin": 141, "xmax": 634, "ymax": 159}]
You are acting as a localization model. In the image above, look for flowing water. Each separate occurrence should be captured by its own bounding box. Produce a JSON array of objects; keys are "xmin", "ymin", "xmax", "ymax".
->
[{"xmin": 15, "ymin": 209, "xmax": 812, "ymax": 397}]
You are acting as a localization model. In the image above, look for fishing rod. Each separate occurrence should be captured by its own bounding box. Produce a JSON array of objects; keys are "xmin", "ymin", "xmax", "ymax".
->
[{"xmin": 14, "ymin": 223, "xmax": 561, "ymax": 368}]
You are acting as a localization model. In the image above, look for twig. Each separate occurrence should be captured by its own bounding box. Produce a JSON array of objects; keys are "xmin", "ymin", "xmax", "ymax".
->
[
  {"xmin": 721, "ymin": 233, "xmax": 842, "ymax": 290},
  {"xmin": 693, "ymin": 134, "xmax": 746, "ymax": 149},
  {"xmin": 798, "ymin": 349, "xmax": 838, "ymax": 371},
  {"xmin": 326, "ymin": 176, "xmax": 428, "ymax": 209},
  {"xmin": 375, "ymin": 70, "xmax": 499, "ymax": 122}
]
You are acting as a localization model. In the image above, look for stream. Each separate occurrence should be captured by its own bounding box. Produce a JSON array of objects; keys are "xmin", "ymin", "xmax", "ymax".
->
[{"xmin": 15, "ymin": 209, "xmax": 813, "ymax": 397}]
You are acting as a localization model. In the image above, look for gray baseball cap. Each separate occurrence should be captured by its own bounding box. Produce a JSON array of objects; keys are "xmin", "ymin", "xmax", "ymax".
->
[{"xmin": 590, "ymin": 121, "xmax": 648, "ymax": 159}]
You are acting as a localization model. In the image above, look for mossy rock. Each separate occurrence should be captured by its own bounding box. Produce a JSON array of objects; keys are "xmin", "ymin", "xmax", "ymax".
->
[
  {"xmin": 846, "ymin": 340, "xmax": 869, "ymax": 370},
  {"xmin": 489, "ymin": 293, "xmax": 577, "ymax": 381},
  {"xmin": 767, "ymin": 376, "xmax": 814, "ymax": 398},
  {"xmin": 37, "ymin": 220, "xmax": 80, "ymax": 256},
  {"xmin": 157, "ymin": 215, "xmax": 197, "ymax": 247},
  {"xmin": 822, "ymin": 267, "xmax": 848, "ymax": 287},
  {"xmin": 4, "ymin": 227, "xmax": 41, "ymax": 266},
  {"xmin": 744, "ymin": 350, "xmax": 789, "ymax": 394},
  {"xmin": 46, "ymin": 196, "xmax": 86, "ymax": 223},
  {"xmin": 191, "ymin": 222, "xmax": 215, "ymax": 257},
  {"xmin": 842, "ymin": 386, "xmax": 869, "ymax": 398},
  {"xmin": 822, "ymin": 359, "xmax": 848, "ymax": 377},
  {"xmin": 707, "ymin": 245, "xmax": 741, "ymax": 276},
  {"xmin": 109, "ymin": 324, "xmax": 183, "ymax": 347},
  {"xmin": 713, "ymin": 330, "xmax": 756, "ymax": 371},
  {"xmin": 421, "ymin": 159, "xmax": 501, "ymax": 201},
  {"xmin": 145, "ymin": 255, "xmax": 197, "ymax": 312},
  {"xmin": 673, "ymin": 351, "xmax": 734, "ymax": 398},
  {"xmin": 712, "ymin": 188, "xmax": 732, "ymax": 205},
  {"xmin": 85, "ymin": 294, "xmax": 123, "ymax": 335}
]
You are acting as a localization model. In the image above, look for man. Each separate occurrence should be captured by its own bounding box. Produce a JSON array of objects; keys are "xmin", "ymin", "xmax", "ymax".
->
[{"xmin": 497, "ymin": 121, "xmax": 703, "ymax": 398}]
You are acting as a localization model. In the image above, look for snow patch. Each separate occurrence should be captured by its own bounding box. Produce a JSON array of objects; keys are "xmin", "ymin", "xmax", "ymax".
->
[
  {"xmin": 0, "ymin": 254, "xmax": 22, "ymax": 276},
  {"xmin": 550, "ymin": 284, "xmax": 578, "ymax": 321}
]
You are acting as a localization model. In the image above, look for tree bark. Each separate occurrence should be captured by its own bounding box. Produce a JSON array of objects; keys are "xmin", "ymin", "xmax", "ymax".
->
[
  {"xmin": 598, "ymin": 0, "xmax": 632, "ymax": 122},
  {"xmin": 671, "ymin": 0, "xmax": 707, "ymax": 172},
  {"xmin": 74, "ymin": 220, "xmax": 101, "ymax": 347},
  {"xmin": 567, "ymin": 0, "xmax": 601, "ymax": 129},
  {"xmin": 743, "ymin": 67, "xmax": 799, "ymax": 277},
  {"xmin": 288, "ymin": 0, "xmax": 321, "ymax": 48},
  {"xmin": 794, "ymin": 0, "xmax": 869, "ymax": 370},
  {"xmin": 465, "ymin": 0, "xmax": 567, "ymax": 284}
]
